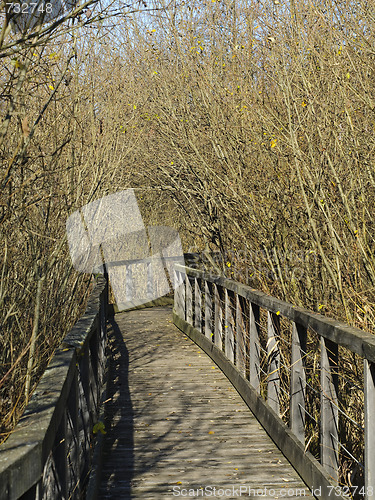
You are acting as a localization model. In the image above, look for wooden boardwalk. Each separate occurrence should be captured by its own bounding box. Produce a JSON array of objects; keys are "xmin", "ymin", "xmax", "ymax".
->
[{"xmin": 99, "ymin": 306, "xmax": 313, "ymax": 499}]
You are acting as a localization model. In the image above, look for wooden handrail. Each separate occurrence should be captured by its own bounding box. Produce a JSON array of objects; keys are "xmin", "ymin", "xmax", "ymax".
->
[
  {"xmin": 173, "ymin": 264, "xmax": 375, "ymax": 500},
  {"xmin": 0, "ymin": 275, "xmax": 108, "ymax": 500}
]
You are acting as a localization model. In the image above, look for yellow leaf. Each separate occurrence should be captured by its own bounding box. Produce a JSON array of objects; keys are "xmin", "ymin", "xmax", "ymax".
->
[
  {"xmin": 276, "ymin": 310, "xmax": 280, "ymax": 315},
  {"xmin": 10, "ymin": 59, "xmax": 24, "ymax": 69},
  {"xmin": 270, "ymin": 139, "xmax": 277, "ymax": 148},
  {"xmin": 208, "ymin": 431, "xmax": 215, "ymax": 434},
  {"xmin": 93, "ymin": 421, "xmax": 106, "ymax": 435},
  {"xmin": 346, "ymin": 72, "xmax": 350, "ymax": 79},
  {"xmin": 49, "ymin": 85, "xmax": 54, "ymax": 90}
]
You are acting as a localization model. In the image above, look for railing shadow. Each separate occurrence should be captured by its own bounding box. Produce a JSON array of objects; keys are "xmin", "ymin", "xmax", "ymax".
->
[{"xmin": 100, "ymin": 316, "xmax": 134, "ymax": 499}]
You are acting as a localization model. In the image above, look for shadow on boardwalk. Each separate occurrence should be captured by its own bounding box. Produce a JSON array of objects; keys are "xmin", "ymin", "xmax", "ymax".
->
[{"xmin": 100, "ymin": 317, "xmax": 134, "ymax": 499}]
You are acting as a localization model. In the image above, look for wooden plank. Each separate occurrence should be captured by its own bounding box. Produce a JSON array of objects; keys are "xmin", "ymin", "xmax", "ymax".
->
[
  {"xmin": 53, "ymin": 411, "xmax": 68, "ymax": 499},
  {"xmin": 290, "ymin": 322, "xmax": 307, "ymax": 444},
  {"xmin": 267, "ymin": 312, "xmax": 280, "ymax": 415},
  {"xmin": 147, "ymin": 261, "xmax": 153, "ymax": 300},
  {"xmin": 320, "ymin": 337, "xmax": 339, "ymax": 483},
  {"xmin": 99, "ymin": 308, "xmax": 314, "ymax": 499},
  {"xmin": 67, "ymin": 371, "xmax": 80, "ymax": 496},
  {"xmin": 204, "ymin": 280, "xmax": 212, "ymax": 340},
  {"xmin": 186, "ymin": 276, "xmax": 193, "ymax": 324},
  {"xmin": 224, "ymin": 289, "xmax": 234, "ymax": 363},
  {"xmin": 194, "ymin": 277, "xmax": 202, "ymax": 333},
  {"xmin": 364, "ymin": 359, "xmax": 375, "ymax": 493},
  {"xmin": 235, "ymin": 295, "xmax": 246, "ymax": 377},
  {"xmin": 214, "ymin": 284, "xmax": 223, "ymax": 350},
  {"xmin": 125, "ymin": 265, "xmax": 133, "ymax": 302},
  {"xmin": 249, "ymin": 302, "xmax": 261, "ymax": 393}
]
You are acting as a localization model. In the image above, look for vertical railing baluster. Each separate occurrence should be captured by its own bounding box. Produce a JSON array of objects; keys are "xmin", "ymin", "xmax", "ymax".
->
[
  {"xmin": 364, "ymin": 359, "xmax": 375, "ymax": 494},
  {"xmin": 225, "ymin": 289, "xmax": 234, "ymax": 362},
  {"xmin": 147, "ymin": 261, "xmax": 153, "ymax": 300},
  {"xmin": 194, "ymin": 277, "xmax": 202, "ymax": 332},
  {"xmin": 174, "ymin": 269, "xmax": 180, "ymax": 317},
  {"xmin": 79, "ymin": 348, "xmax": 91, "ymax": 481},
  {"xmin": 174, "ymin": 269, "xmax": 185, "ymax": 319},
  {"xmin": 290, "ymin": 322, "xmax": 307, "ymax": 444},
  {"xmin": 125, "ymin": 264, "xmax": 133, "ymax": 302},
  {"xmin": 205, "ymin": 280, "xmax": 212, "ymax": 340},
  {"xmin": 249, "ymin": 302, "xmax": 261, "ymax": 392},
  {"xmin": 214, "ymin": 284, "xmax": 223, "ymax": 350},
  {"xmin": 236, "ymin": 295, "xmax": 246, "ymax": 377},
  {"xmin": 267, "ymin": 312, "xmax": 280, "ymax": 414},
  {"xmin": 89, "ymin": 326, "xmax": 99, "ymax": 411},
  {"xmin": 67, "ymin": 370, "xmax": 79, "ymax": 497},
  {"xmin": 186, "ymin": 276, "xmax": 193, "ymax": 324},
  {"xmin": 181, "ymin": 270, "xmax": 186, "ymax": 321},
  {"xmin": 54, "ymin": 410, "xmax": 68, "ymax": 499},
  {"xmin": 320, "ymin": 337, "xmax": 339, "ymax": 482}
]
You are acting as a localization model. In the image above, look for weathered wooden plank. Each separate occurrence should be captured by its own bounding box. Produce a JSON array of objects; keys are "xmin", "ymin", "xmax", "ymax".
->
[
  {"xmin": 249, "ymin": 302, "xmax": 261, "ymax": 393},
  {"xmin": 125, "ymin": 265, "xmax": 133, "ymax": 302},
  {"xmin": 290, "ymin": 322, "xmax": 307, "ymax": 444},
  {"xmin": 364, "ymin": 359, "xmax": 375, "ymax": 493},
  {"xmin": 186, "ymin": 276, "xmax": 193, "ymax": 324},
  {"xmin": 267, "ymin": 312, "xmax": 280, "ymax": 415},
  {"xmin": 320, "ymin": 337, "xmax": 339, "ymax": 483},
  {"xmin": 224, "ymin": 289, "xmax": 235, "ymax": 363},
  {"xmin": 235, "ymin": 295, "xmax": 246, "ymax": 377},
  {"xmin": 214, "ymin": 284, "xmax": 223, "ymax": 350},
  {"xmin": 204, "ymin": 280, "xmax": 212, "ymax": 340},
  {"xmin": 194, "ymin": 277, "xmax": 202, "ymax": 332}
]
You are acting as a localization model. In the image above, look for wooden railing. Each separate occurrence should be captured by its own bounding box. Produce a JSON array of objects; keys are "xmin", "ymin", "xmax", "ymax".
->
[
  {"xmin": 0, "ymin": 274, "xmax": 108, "ymax": 500},
  {"xmin": 173, "ymin": 264, "xmax": 375, "ymax": 500}
]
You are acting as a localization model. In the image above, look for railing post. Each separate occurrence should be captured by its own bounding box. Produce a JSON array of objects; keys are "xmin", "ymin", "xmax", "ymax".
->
[
  {"xmin": 249, "ymin": 302, "xmax": 261, "ymax": 392},
  {"xmin": 290, "ymin": 322, "xmax": 307, "ymax": 444},
  {"xmin": 236, "ymin": 295, "xmax": 246, "ymax": 377},
  {"xmin": 194, "ymin": 277, "xmax": 202, "ymax": 332},
  {"xmin": 204, "ymin": 280, "xmax": 212, "ymax": 340},
  {"xmin": 214, "ymin": 284, "xmax": 223, "ymax": 350},
  {"xmin": 364, "ymin": 359, "xmax": 375, "ymax": 494},
  {"xmin": 224, "ymin": 289, "xmax": 234, "ymax": 363},
  {"xmin": 320, "ymin": 337, "xmax": 339, "ymax": 482},
  {"xmin": 186, "ymin": 276, "xmax": 193, "ymax": 324},
  {"xmin": 267, "ymin": 312, "xmax": 280, "ymax": 414}
]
